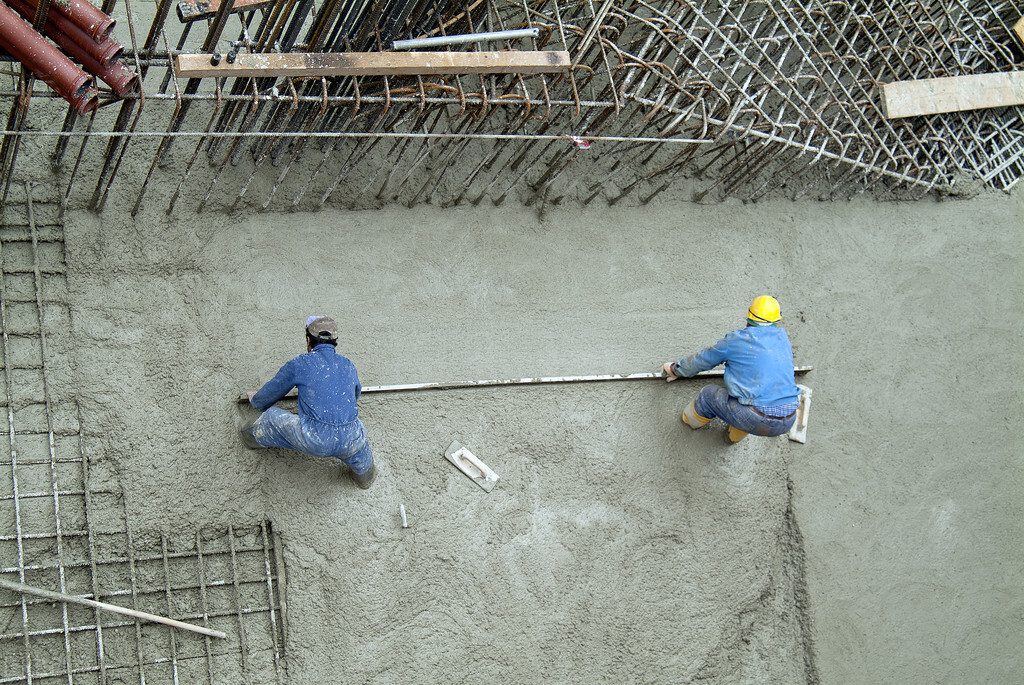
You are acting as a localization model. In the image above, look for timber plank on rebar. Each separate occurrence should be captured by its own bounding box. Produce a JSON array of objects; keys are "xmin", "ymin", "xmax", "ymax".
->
[
  {"xmin": 1014, "ymin": 16, "xmax": 1024, "ymax": 47},
  {"xmin": 174, "ymin": 50, "xmax": 571, "ymax": 78},
  {"xmin": 176, "ymin": 0, "xmax": 273, "ymax": 23},
  {"xmin": 881, "ymin": 71, "xmax": 1024, "ymax": 119}
]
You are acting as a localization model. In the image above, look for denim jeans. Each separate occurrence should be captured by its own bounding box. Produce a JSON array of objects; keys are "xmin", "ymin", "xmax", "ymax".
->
[
  {"xmin": 251, "ymin": 407, "xmax": 374, "ymax": 474},
  {"xmin": 693, "ymin": 385, "xmax": 796, "ymax": 437}
]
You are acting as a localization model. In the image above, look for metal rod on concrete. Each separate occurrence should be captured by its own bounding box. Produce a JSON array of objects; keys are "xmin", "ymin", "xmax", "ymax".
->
[
  {"xmin": 237, "ymin": 366, "xmax": 813, "ymax": 402},
  {"xmin": 392, "ymin": 28, "xmax": 539, "ymax": 50},
  {"xmin": 0, "ymin": 577, "xmax": 228, "ymax": 639}
]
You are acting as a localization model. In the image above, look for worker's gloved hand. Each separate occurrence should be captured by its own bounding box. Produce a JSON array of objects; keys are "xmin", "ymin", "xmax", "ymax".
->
[
  {"xmin": 247, "ymin": 391, "xmax": 257, "ymax": 405},
  {"xmin": 661, "ymin": 362, "xmax": 679, "ymax": 382}
]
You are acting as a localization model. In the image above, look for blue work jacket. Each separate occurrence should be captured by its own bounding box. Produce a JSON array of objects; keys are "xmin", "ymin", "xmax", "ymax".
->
[
  {"xmin": 250, "ymin": 344, "xmax": 362, "ymax": 426},
  {"xmin": 673, "ymin": 326, "xmax": 799, "ymax": 407}
]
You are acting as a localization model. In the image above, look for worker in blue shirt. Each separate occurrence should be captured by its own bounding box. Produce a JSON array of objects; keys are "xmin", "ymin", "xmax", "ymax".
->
[
  {"xmin": 661, "ymin": 296, "xmax": 800, "ymax": 443},
  {"xmin": 240, "ymin": 316, "xmax": 376, "ymax": 488}
]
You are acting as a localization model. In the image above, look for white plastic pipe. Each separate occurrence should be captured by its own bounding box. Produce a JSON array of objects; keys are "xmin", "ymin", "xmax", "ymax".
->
[{"xmin": 392, "ymin": 28, "xmax": 539, "ymax": 50}]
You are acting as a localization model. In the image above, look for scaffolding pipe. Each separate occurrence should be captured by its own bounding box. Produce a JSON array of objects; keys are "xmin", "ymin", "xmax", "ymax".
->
[
  {"xmin": 7, "ymin": 0, "xmax": 122, "ymax": 67},
  {"xmin": 21, "ymin": 0, "xmax": 115, "ymax": 41},
  {"xmin": 6, "ymin": 0, "xmax": 136, "ymax": 95},
  {"xmin": 0, "ymin": 2, "xmax": 98, "ymax": 114}
]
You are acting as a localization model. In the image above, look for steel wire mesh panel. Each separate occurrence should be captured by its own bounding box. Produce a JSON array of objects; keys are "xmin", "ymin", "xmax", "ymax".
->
[
  {"xmin": 0, "ymin": 524, "xmax": 288, "ymax": 685},
  {"xmin": 0, "ymin": 187, "xmax": 287, "ymax": 684}
]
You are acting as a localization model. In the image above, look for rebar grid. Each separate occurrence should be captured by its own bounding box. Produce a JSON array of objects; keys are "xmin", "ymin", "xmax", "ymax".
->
[
  {"xmin": 0, "ymin": 0, "xmax": 1022, "ymax": 212},
  {"xmin": 0, "ymin": 186, "xmax": 287, "ymax": 685},
  {"xmin": 0, "ymin": 523, "xmax": 288, "ymax": 684}
]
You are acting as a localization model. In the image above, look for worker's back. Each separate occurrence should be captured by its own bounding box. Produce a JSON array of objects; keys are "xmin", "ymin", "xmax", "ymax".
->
[
  {"xmin": 719, "ymin": 326, "xmax": 799, "ymax": 407},
  {"xmin": 291, "ymin": 344, "xmax": 362, "ymax": 427}
]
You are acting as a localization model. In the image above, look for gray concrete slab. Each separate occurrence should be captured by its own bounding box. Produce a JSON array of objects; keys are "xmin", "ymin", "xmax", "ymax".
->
[{"xmin": 56, "ymin": 189, "xmax": 1023, "ymax": 683}]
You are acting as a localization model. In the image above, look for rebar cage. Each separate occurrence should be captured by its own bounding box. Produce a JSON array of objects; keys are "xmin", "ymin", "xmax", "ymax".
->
[{"xmin": 0, "ymin": 1, "xmax": 1021, "ymax": 214}]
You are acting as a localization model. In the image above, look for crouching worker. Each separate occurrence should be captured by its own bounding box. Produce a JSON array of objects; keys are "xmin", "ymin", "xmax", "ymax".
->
[
  {"xmin": 241, "ymin": 316, "xmax": 377, "ymax": 488},
  {"xmin": 660, "ymin": 296, "xmax": 799, "ymax": 444}
]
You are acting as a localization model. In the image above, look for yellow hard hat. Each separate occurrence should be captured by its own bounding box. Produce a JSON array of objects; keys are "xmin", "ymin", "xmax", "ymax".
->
[{"xmin": 747, "ymin": 295, "xmax": 781, "ymax": 326}]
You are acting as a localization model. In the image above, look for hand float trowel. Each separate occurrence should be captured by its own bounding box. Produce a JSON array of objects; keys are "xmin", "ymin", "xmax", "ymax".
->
[{"xmin": 444, "ymin": 440, "xmax": 499, "ymax": 492}]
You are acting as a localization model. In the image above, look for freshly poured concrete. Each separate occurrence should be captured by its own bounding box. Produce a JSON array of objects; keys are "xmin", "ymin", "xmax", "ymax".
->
[{"xmin": 60, "ymin": 190, "xmax": 1023, "ymax": 683}]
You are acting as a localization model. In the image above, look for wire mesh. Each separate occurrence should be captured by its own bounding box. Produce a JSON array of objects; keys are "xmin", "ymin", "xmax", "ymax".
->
[{"xmin": 0, "ymin": 184, "xmax": 287, "ymax": 685}]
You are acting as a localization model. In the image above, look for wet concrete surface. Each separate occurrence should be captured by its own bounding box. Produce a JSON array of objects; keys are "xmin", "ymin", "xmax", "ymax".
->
[{"xmin": 48, "ymin": 189, "xmax": 1024, "ymax": 683}]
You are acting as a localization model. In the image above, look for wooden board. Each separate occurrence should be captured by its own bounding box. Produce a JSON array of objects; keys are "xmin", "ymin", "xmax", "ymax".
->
[
  {"xmin": 881, "ymin": 70, "xmax": 1024, "ymax": 119},
  {"xmin": 1014, "ymin": 16, "xmax": 1024, "ymax": 47},
  {"xmin": 174, "ymin": 50, "xmax": 571, "ymax": 78},
  {"xmin": 176, "ymin": 0, "xmax": 274, "ymax": 23}
]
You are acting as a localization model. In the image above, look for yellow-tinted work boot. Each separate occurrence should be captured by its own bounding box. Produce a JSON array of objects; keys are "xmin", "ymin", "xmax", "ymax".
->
[
  {"xmin": 681, "ymin": 400, "xmax": 712, "ymax": 429},
  {"xmin": 726, "ymin": 426, "xmax": 748, "ymax": 443}
]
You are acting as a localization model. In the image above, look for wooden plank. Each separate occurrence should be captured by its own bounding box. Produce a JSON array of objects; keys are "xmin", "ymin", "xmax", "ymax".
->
[
  {"xmin": 176, "ymin": 0, "xmax": 273, "ymax": 23},
  {"xmin": 174, "ymin": 50, "xmax": 571, "ymax": 78},
  {"xmin": 881, "ymin": 70, "xmax": 1024, "ymax": 119},
  {"xmin": 1013, "ymin": 16, "xmax": 1024, "ymax": 47}
]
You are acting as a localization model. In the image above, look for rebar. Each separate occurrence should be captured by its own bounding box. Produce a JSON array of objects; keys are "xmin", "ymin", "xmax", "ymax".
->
[
  {"xmin": 0, "ymin": 1, "xmax": 1021, "ymax": 210},
  {"xmin": 1, "ymin": 191, "xmax": 289, "ymax": 684}
]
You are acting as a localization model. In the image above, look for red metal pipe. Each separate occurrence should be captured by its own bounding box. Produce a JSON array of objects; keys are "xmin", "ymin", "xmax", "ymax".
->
[
  {"xmin": 6, "ymin": 0, "xmax": 136, "ymax": 95},
  {"xmin": 21, "ymin": 0, "xmax": 114, "ymax": 42},
  {"xmin": 89, "ymin": 57, "xmax": 137, "ymax": 97},
  {"xmin": 21, "ymin": 15, "xmax": 136, "ymax": 95},
  {"xmin": 0, "ymin": 2, "xmax": 97, "ymax": 113},
  {"xmin": 7, "ymin": 0, "xmax": 122, "ymax": 66}
]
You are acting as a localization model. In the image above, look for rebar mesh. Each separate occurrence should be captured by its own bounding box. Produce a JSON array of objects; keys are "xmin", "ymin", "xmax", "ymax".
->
[
  {"xmin": 0, "ymin": 1, "xmax": 1021, "ymax": 212},
  {"xmin": 0, "ymin": 185, "xmax": 287, "ymax": 685}
]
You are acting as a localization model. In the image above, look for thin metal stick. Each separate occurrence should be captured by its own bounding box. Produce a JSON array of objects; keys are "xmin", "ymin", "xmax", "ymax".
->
[
  {"xmin": 195, "ymin": 531, "xmax": 216, "ymax": 683},
  {"xmin": 29, "ymin": 182, "xmax": 76, "ymax": 680},
  {"xmin": 160, "ymin": 533, "xmax": 181, "ymax": 681},
  {"xmin": 260, "ymin": 522, "xmax": 284, "ymax": 683},
  {"xmin": 0, "ymin": 577, "xmax": 228, "ymax": 639},
  {"xmin": 238, "ymin": 366, "xmax": 812, "ymax": 401},
  {"xmin": 0, "ymin": 183, "xmax": 32, "ymax": 682},
  {"xmin": 228, "ymin": 525, "xmax": 251, "ymax": 676}
]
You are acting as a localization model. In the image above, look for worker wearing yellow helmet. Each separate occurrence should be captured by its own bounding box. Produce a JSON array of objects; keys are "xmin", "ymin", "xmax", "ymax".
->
[{"xmin": 660, "ymin": 296, "xmax": 800, "ymax": 443}]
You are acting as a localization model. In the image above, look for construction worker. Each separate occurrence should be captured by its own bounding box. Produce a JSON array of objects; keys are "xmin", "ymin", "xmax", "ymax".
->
[
  {"xmin": 240, "ymin": 316, "xmax": 377, "ymax": 488},
  {"xmin": 661, "ymin": 296, "xmax": 800, "ymax": 443}
]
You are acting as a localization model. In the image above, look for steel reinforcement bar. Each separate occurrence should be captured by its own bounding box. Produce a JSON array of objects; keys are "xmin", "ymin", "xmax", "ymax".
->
[{"xmin": 0, "ymin": 0, "xmax": 1020, "ymax": 211}]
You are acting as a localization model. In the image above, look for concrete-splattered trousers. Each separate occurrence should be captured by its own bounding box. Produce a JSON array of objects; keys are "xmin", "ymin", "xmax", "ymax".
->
[
  {"xmin": 694, "ymin": 385, "xmax": 797, "ymax": 437},
  {"xmin": 250, "ymin": 409, "xmax": 374, "ymax": 474}
]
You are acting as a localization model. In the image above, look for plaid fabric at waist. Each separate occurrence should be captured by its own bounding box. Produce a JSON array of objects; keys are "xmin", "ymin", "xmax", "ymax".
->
[{"xmin": 753, "ymin": 399, "xmax": 799, "ymax": 419}]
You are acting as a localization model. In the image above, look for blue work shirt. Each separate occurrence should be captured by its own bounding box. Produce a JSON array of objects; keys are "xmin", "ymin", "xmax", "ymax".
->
[
  {"xmin": 673, "ymin": 326, "xmax": 799, "ymax": 407},
  {"xmin": 250, "ymin": 344, "xmax": 362, "ymax": 427}
]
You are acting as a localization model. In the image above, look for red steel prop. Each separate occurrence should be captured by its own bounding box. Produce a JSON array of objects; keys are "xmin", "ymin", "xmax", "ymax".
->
[{"xmin": 0, "ymin": 2, "xmax": 98, "ymax": 113}]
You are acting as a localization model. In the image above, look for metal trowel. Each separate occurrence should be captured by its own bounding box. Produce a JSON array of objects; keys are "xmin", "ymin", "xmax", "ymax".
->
[
  {"xmin": 444, "ymin": 440, "xmax": 499, "ymax": 492},
  {"xmin": 787, "ymin": 384, "xmax": 813, "ymax": 444}
]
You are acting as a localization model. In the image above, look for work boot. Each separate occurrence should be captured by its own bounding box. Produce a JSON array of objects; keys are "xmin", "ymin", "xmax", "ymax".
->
[
  {"xmin": 239, "ymin": 419, "xmax": 261, "ymax": 449},
  {"xmin": 681, "ymin": 400, "xmax": 712, "ymax": 429},
  {"xmin": 726, "ymin": 426, "xmax": 748, "ymax": 444},
  {"xmin": 350, "ymin": 463, "xmax": 377, "ymax": 490}
]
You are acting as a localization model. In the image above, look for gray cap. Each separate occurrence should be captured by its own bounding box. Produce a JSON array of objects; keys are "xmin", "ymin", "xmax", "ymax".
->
[{"xmin": 306, "ymin": 316, "xmax": 338, "ymax": 341}]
